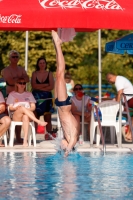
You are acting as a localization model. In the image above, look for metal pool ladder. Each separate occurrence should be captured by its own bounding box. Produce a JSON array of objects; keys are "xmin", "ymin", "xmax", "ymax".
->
[
  {"xmin": 120, "ymin": 94, "xmax": 133, "ymax": 145},
  {"xmin": 94, "ymin": 105, "xmax": 106, "ymax": 154}
]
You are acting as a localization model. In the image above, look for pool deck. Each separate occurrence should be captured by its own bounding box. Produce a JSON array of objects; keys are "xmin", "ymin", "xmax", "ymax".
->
[
  {"xmin": 1, "ymin": 133, "xmax": 133, "ymax": 153},
  {"xmin": 1, "ymin": 113, "xmax": 133, "ymax": 153}
]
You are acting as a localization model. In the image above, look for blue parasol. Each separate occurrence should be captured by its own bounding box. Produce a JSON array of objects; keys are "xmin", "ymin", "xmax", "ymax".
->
[{"xmin": 105, "ymin": 33, "xmax": 133, "ymax": 55}]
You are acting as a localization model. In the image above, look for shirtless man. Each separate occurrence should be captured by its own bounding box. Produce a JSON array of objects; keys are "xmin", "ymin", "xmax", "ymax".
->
[
  {"xmin": 1, "ymin": 50, "xmax": 29, "ymax": 95},
  {"xmin": 1, "ymin": 50, "xmax": 29, "ymax": 143},
  {"xmin": 52, "ymin": 30, "xmax": 78, "ymax": 157}
]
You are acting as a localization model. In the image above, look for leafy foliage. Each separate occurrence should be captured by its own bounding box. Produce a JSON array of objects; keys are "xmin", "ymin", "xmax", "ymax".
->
[{"xmin": 0, "ymin": 30, "xmax": 133, "ymax": 94}]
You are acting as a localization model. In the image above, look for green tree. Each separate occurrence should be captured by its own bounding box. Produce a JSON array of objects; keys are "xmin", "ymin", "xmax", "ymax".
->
[{"xmin": 0, "ymin": 29, "xmax": 133, "ymax": 90}]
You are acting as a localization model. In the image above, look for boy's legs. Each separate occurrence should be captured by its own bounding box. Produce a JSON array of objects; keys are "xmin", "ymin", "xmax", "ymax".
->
[
  {"xmin": 52, "ymin": 30, "xmax": 68, "ymax": 103},
  {"xmin": 52, "ymin": 30, "xmax": 70, "ymax": 149},
  {"xmin": 52, "ymin": 31, "xmax": 78, "ymax": 156}
]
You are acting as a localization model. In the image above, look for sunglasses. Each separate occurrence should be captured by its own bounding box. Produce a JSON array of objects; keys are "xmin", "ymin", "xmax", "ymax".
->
[
  {"xmin": 74, "ymin": 88, "xmax": 82, "ymax": 91},
  {"xmin": 18, "ymin": 82, "xmax": 26, "ymax": 85},
  {"xmin": 11, "ymin": 56, "xmax": 19, "ymax": 58}
]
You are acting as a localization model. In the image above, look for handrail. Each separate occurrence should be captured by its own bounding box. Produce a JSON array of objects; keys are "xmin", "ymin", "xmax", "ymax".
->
[
  {"xmin": 94, "ymin": 105, "xmax": 106, "ymax": 154},
  {"xmin": 121, "ymin": 93, "xmax": 133, "ymax": 142},
  {"xmin": 81, "ymin": 95, "xmax": 85, "ymax": 141},
  {"xmin": 119, "ymin": 98, "xmax": 122, "ymax": 148}
]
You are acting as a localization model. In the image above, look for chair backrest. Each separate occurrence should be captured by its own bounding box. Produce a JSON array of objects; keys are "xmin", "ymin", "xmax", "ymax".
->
[{"xmin": 97, "ymin": 100, "xmax": 119, "ymax": 123}]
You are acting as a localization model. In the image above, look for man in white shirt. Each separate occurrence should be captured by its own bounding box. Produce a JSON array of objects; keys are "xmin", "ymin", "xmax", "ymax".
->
[
  {"xmin": 106, "ymin": 73, "xmax": 133, "ymax": 102},
  {"xmin": 106, "ymin": 73, "xmax": 133, "ymax": 141}
]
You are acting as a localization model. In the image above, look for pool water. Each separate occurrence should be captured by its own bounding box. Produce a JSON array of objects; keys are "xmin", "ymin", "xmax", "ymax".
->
[{"xmin": 1, "ymin": 152, "xmax": 133, "ymax": 200}]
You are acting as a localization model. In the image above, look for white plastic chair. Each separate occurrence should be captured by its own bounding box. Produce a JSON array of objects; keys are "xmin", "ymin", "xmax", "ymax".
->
[
  {"xmin": 90, "ymin": 100, "xmax": 124, "ymax": 146},
  {"xmin": 8, "ymin": 107, "xmax": 36, "ymax": 147},
  {"xmin": 0, "ymin": 132, "xmax": 8, "ymax": 147}
]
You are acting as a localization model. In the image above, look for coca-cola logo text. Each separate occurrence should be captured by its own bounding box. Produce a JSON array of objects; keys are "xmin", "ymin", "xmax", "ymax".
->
[
  {"xmin": 39, "ymin": 0, "xmax": 123, "ymax": 10},
  {"xmin": 0, "ymin": 14, "xmax": 22, "ymax": 23}
]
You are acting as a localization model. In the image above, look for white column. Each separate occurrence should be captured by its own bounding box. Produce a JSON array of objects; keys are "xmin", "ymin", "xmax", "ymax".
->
[
  {"xmin": 119, "ymin": 99, "xmax": 122, "ymax": 148},
  {"xmin": 98, "ymin": 29, "xmax": 102, "ymax": 103},
  {"xmin": 25, "ymin": 31, "xmax": 29, "ymax": 72}
]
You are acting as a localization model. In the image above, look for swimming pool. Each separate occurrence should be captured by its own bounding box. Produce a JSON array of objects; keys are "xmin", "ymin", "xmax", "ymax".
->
[{"xmin": 1, "ymin": 152, "xmax": 133, "ymax": 200}]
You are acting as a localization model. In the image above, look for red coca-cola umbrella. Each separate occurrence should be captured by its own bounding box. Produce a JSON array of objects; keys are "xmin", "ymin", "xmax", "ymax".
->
[{"xmin": 0, "ymin": 0, "xmax": 133, "ymax": 31}]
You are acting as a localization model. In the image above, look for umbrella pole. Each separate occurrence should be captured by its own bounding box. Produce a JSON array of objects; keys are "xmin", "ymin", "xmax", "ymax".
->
[
  {"xmin": 119, "ymin": 98, "xmax": 122, "ymax": 148},
  {"xmin": 98, "ymin": 29, "xmax": 102, "ymax": 103},
  {"xmin": 81, "ymin": 95, "xmax": 85, "ymax": 141},
  {"xmin": 25, "ymin": 31, "xmax": 29, "ymax": 72}
]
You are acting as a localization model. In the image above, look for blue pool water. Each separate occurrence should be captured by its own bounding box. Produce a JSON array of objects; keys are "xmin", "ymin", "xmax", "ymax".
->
[{"xmin": 1, "ymin": 152, "xmax": 133, "ymax": 200}]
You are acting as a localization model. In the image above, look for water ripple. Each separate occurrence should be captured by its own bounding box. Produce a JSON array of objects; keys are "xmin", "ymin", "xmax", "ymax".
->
[{"xmin": 0, "ymin": 152, "xmax": 133, "ymax": 199}]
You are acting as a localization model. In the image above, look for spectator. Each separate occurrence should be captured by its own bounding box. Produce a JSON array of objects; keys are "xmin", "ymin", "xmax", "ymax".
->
[
  {"xmin": 0, "ymin": 91, "xmax": 11, "ymax": 147},
  {"xmin": 1, "ymin": 50, "xmax": 29, "ymax": 144},
  {"xmin": 1, "ymin": 50, "xmax": 29, "ymax": 96},
  {"xmin": 65, "ymin": 72, "xmax": 74, "ymax": 97},
  {"xmin": 106, "ymin": 73, "xmax": 133, "ymax": 142},
  {"xmin": 71, "ymin": 84, "xmax": 92, "ymax": 140},
  {"xmin": 6, "ymin": 77, "xmax": 47, "ymax": 147},
  {"xmin": 31, "ymin": 57, "xmax": 54, "ymax": 134}
]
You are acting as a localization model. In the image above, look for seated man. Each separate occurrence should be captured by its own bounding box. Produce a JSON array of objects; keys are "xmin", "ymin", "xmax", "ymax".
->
[
  {"xmin": 106, "ymin": 73, "xmax": 133, "ymax": 142},
  {"xmin": 52, "ymin": 30, "xmax": 78, "ymax": 157},
  {"xmin": 0, "ymin": 91, "xmax": 11, "ymax": 146},
  {"xmin": 71, "ymin": 84, "xmax": 92, "ymax": 140}
]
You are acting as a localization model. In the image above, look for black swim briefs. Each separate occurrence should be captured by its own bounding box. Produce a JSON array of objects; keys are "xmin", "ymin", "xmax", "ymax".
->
[{"xmin": 55, "ymin": 96, "xmax": 71, "ymax": 107}]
